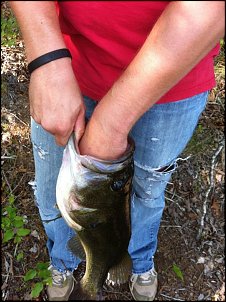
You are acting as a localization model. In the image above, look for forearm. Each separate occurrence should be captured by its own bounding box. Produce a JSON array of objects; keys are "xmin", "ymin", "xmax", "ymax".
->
[
  {"xmin": 92, "ymin": 1, "xmax": 225, "ymax": 138},
  {"xmin": 10, "ymin": 1, "xmax": 85, "ymax": 145},
  {"xmin": 10, "ymin": 1, "xmax": 66, "ymax": 62}
]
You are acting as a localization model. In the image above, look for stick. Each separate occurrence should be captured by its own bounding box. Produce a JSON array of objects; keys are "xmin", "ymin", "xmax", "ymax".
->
[
  {"xmin": 160, "ymin": 293, "xmax": 185, "ymax": 301},
  {"xmin": 1, "ymin": 156, "xmax": 16, "ymax": 160},
  {"xmin": 2, "ymin": 170, "xmax": 13, "ymax": 193},
  {"xmin": 197, "ymin": 140, "xmax": 225, "ymax": 240},
  {"xmin": 7, "ymin": 112, "xmax": 28, "ymax": 127}
]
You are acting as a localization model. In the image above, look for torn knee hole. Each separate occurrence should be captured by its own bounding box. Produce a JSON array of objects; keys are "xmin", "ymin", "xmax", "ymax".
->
[{"xmin": 154, "ymin": 163, "xmax": 176, "ymax": 173}]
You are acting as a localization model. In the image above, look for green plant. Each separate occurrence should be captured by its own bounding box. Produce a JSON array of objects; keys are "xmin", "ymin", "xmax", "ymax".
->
[
  {"xmin": 2, "ymin": 194, "xmax": 30, "ymax": 244},
  {"xmin": 16, "ymin": 251, "xmax": 24, "ymax": 261},
  {"xmin": 1, "ymin": 4, "xmax": 20, "ymax": 46},
  {"xmin": 172, "ymin": 263, "xmax": 184, "ymax": 282},
  {"xmin": 24, "ymin": 262, "xmax": 52, "ymax": 298}
]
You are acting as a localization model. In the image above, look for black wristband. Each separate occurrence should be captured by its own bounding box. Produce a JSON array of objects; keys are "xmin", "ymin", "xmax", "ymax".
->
[{"xmin": 27, "ymin": 48, "xmax": 72, "ymax": 74}]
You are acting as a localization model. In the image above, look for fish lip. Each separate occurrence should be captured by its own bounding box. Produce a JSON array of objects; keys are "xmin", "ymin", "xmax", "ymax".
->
[{"xmin": 69, "ymin": 133, "xmax": 135, "ymax": 174}]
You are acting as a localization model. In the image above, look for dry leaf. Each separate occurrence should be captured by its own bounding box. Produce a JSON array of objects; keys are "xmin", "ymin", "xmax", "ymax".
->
[{"xmin": 211, "ymin": 198, "xmax": 221, "ymax": 217}]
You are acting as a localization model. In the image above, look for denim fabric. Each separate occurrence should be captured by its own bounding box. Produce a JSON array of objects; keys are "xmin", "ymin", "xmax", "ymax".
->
[{"xmin": 30, "ymin": 91, "xmax": 208, "ymax": 273}]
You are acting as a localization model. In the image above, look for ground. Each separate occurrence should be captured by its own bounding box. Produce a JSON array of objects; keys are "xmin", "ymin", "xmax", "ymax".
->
[{"xmin": 1, "ymin": 37, "xmax": 225, "ymax": 301}]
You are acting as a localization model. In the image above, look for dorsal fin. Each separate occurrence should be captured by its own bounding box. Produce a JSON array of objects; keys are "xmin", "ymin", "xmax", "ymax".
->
[
  {"xmin": 107, "ymin": 251, "xmax": 132, "ymax": 285},
  {"xmin": 67, "ymin": 235, "xmax": 86, "ymax": 260}
]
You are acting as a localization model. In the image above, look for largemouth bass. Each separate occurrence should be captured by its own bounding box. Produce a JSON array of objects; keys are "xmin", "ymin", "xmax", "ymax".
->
[{"xmin": 56, "ymin": 133, "xmax": 135, "ymax": 300}]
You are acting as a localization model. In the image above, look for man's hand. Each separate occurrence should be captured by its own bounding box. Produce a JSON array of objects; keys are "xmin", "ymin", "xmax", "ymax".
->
[
  {"xmin": 29, "ymin": 58, "xmax": 86, "ymax": 146},
  {"xmin": 79, "ymin": 1, "xmax": 224, "ymax": 159},
  {"xmin": 10, "ymin": 1, "xmax": 85, "ymax": 146},
  {"xmin": 78, "ymin": 109, "xmax": 128, "ymax": 161}
]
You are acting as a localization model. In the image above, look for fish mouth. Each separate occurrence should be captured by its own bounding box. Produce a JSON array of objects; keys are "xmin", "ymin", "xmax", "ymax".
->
[{"xmin": 69, "ymin": 133, "xmax": 135, "ymax": 174}]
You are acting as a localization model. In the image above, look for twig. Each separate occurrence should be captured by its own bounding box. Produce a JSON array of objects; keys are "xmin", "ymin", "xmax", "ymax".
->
[
  {"xmin": 197, "ymin": 140, "xmax": 225, "ymax": 240},
  {"xmin": 2, "ymin": 274, "xmax": 24, "ymax": 278},
  {"xmin": 2, "ymin": 252, "xmax": 15, "ymax": 298},
  {"xmin": 1, "ymin": 172, "xmax": 26, "ymax": 204},
  {"xmin": 3, "ymin": 257, "xmax": 10, "ymax": 287},
  {"xmin": 2, "ymin": 170, "xmax": 13, "ymax": 193},
  {"xmin": 7, "ymin": 111, "xmax": 28, "ymax": 127},
  {"xmin": 194, "ymin": 271, "xmax": 204, "ymax": 286},
  {"xmin": 161, "ymin": 225, "xmax": 182, "ymax": 228},
  {"xmin": 165, "ymin": 189, "xmax": 184, "ymax": 200},
  {"xmin": 13, "ymin": 243, "xmax": 19, "ymax": 257},
  {"xmin": 1, "ymin": 155, "xmax": 16, "ymax": 160},
  {"xmin": 5, "ymin": 252, "xmax": 14, "ymax": 276},
  {"xmin": 165, "ymin": 196, "xmax": 185, "ymax": 212},
  {"xmin": 3, "ymin": 290, "xmax": 9, "ymax": 301},
  {"xmin": 160, "ymin": 293, "xmax": 185, "ymax": 301},
  {"xmin": 11, "ymin": 173, "xmax": 26, "ymax": 195}
]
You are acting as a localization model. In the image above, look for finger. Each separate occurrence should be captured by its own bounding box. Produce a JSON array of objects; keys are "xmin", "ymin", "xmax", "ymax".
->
[
  {"xmin": 29, "ymin": 102, "xmax": 41, "ymax": 124},
  {"xmin": 31, "ymin": 111, "xmax": 41, "ymax": 124},
  {"xmin": 74, "ymin": 108, "xmax": 86, "ymax": 142},
  {"xmin": 55, "ymin": 132, "xmax": 71, "ymax": 147}
]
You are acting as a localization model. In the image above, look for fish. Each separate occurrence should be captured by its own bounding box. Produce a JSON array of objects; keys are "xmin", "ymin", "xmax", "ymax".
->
[{"xmin": 56, "ymin": 133, "xmax": 135, "ymax": 300}]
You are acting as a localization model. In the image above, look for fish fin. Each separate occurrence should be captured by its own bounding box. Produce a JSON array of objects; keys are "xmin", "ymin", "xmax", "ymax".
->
[
  {"xmin": 67, "ymin": 235, "xmax": 86, "ymax": 260},
  {"xmin": 70, "ymin": 281, "xmax": 103, "ymax": 300},
  {"xmin": 107, "ymin": 251, "xmax": 132, "ymax": 285}
]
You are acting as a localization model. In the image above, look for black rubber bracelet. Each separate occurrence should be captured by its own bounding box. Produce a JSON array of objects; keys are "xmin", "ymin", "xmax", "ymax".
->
[{"xmin": 27, "ymin": 48, "xmax": 72, "ymax": 74}]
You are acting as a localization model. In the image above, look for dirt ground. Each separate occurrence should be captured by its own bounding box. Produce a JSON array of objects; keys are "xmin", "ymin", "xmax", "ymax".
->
[{"xmin": 1, "ymin": 39, "xmax": 225, "ymax": 301}]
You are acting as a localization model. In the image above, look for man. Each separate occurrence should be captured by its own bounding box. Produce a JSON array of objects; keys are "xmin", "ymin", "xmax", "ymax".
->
[{"xmin": 10, "ymin": 1, "xmax": 225, "ymax": 301}]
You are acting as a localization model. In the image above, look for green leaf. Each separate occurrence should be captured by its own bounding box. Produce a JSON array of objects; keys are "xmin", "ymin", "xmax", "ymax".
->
[
  {"xmin": 17, "ymin": 228, "xmax": 30, "ymax": 237},
  {"xmin": 31, "ymin": 282, "xmax": 44, "ymax": 298},
  {"xmin": 16, "ymin": 252, "xmax": 24, "ymax": 261},
  {"xmin": 43, "ymin": 277, "xmax": 52, "ymax": 286},
  {"xmin": 8, "ymin": 194, "xmax": 15, "ymax": 204},
  {"xmin": 13, "ymin": 217, "xmax": 24, "ymax": 228},
  {"xmin": 1, "ymin": 216, "xmax": 11, "ymax": 229},
  {"xmin": 24, "ymin": 269, "xmax": 37, "ymax": 281},
  {"xmin": 3, "ymin": 229, "xmax": 14, "ymax": 243},
  {"xmin": 172, "ymin": 263, "xmax": 184, "ymax": 282},
  {"xmin": 6, "ymin": 206, "xmax": 16, "ymax": 218},
  {"xmin": 38, "ymin": 269, "xmax": 51, "ymax": 280},
  {"xmin": 36, "ymin": 262, "xmax": 49, "ymax": 271},
  {"xmin": 14, "ymin": 215, "xmax": 24, "ymax": 221},
  {"xmin": 14, "ymin": 235, "xmax": 22, "ymax": 244}
]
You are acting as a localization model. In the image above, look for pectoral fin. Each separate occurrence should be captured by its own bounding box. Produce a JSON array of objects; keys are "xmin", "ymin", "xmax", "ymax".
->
[
  {"xmin": 107, "ymin": 251, "xmax": 132, "ymax": 285},
  {"xmin": 67, "ymin": 235, "xmax": 86, "ymax": 260}
]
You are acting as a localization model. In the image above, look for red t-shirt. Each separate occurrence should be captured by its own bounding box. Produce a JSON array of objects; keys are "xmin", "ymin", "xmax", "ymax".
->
[{"xmin": 57, "ymin": 1, "xmax": 220, "ymax": 104}]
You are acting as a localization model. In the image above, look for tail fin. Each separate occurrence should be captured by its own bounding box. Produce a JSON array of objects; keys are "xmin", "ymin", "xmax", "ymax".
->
[{"xmin": 107, "ymin": 251, "xmax": 132, "ymax": 285}]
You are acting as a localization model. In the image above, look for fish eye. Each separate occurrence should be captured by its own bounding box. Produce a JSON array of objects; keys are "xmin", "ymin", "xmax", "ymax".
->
[
  {"xmin": 89, "ymin": 222, "xmax": 101, "ymax": 229},
  {"xmin": 110, "ymin": 180, "xmax": 124, "ymax": 191}
]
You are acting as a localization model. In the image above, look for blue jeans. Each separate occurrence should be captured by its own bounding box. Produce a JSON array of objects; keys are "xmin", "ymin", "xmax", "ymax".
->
[{"xmin": 30, "ymin": 91, "xmax": 208, "ymax": 273}]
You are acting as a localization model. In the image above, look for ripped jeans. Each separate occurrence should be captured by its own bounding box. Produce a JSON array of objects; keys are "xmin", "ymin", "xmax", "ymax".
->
[{"xmin": 30, "ymin": 91, "xmax": 208, "ymax": 273}]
